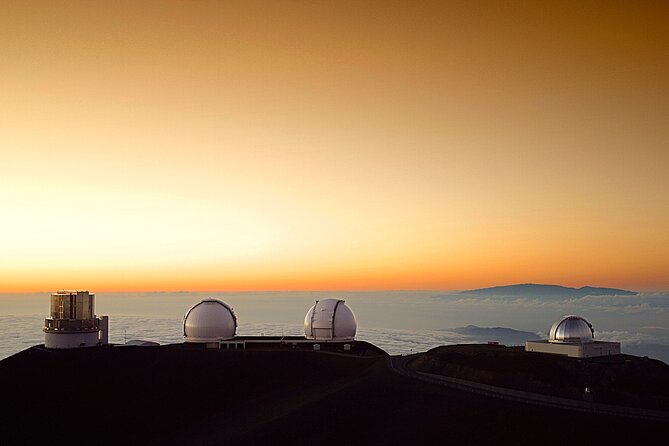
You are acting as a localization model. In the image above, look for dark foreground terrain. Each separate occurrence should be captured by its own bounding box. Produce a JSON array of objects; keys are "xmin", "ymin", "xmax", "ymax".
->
[
  {"xmin": 1, "ymin": 342, "xmax": 667, "ymax": 445},
  {"xmin": 410, "ymin": 344, "xmax": 669, "ymax": 410}
]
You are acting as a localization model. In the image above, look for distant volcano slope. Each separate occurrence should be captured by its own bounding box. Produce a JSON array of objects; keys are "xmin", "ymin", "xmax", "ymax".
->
[
  {"xmin": 441, "ymin": 325, "xmax": 541, "ymax": 345},
  {"xmin": 461, "ymin": 284, "xmax": 638, "ymax": 299}
]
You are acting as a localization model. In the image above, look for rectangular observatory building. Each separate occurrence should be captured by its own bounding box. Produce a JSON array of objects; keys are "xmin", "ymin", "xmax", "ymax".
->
[{"xmin": 525, "ymin": 340, "xmax": 621, "ymax": 358}]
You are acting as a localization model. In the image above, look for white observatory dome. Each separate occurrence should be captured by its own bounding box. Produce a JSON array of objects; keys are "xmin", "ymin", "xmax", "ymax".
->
[
  {"xmin": 548, "ymin": 315, "xmax": 594, "ymax": 344},
  {"xmin": 183, "ymin": 299, "xmax": 237, "ymax": 342},
  {"xmin": 304, "ymin": 298, "xmax": 357, "ymax": 341}
]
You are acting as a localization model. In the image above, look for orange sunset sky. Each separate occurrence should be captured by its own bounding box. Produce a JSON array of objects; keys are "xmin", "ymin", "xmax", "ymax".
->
[{"xmin": 1, "ymin": 1, "xmax": 668, "ymax": 292}]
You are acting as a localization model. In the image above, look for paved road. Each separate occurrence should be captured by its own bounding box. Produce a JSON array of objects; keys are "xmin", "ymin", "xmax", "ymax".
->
[{"xmin": 386, "ymin": 354, "xmax": 669, "ymax": 423}]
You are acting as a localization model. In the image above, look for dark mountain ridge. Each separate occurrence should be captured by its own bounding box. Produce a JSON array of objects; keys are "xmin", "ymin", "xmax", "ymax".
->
[
  {"xmin": 410, "ymin": 344, "xmax": 669, "ymax": 410},
  {"xmin": 444, "ymin": 325, "xmax": 541, "ymax": 344},
  {"xmin": 1, "ymin": 343, "xmax": 666, "ymax": 445},
  {"xmin": 462, "ymin": 283, "xmax": 638, "ymax": 299}
]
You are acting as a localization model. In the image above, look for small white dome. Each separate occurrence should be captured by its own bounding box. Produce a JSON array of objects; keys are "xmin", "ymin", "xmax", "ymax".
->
[
  {"xmin": 549, "ymin": 315, "xmax": 594, "ymax": 344},
  {"xmin": 184, "ymin": 299, "xmax": 237, "ymax": 342},
  {"xmin": 304, "ymin": 298, "xmax": 357, "ymax": 341}
]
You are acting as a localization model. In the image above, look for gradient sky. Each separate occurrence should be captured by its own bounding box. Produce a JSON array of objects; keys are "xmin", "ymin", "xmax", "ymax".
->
[{"xmin": 1, "ymin": 1, "xmax": 668, "ymax": 292}]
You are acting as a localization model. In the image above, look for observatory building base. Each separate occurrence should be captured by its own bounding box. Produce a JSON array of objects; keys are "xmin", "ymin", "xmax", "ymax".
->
[
  {"xmin": 525, "ymin": 340, "xmax": 621, "ymax": 358},
  {"xmin": 44, "ymin": 330, "xmax": 101, "ymax": 349}
]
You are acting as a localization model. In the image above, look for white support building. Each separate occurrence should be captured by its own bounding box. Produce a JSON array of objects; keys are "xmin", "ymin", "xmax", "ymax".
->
[
  {"xmin": 525, "ymin": 315, "xmax": 620, "ymax": 358},
  {"xmin": 44, "ymin": 290, "xmax": 109, "ymax": 349}
]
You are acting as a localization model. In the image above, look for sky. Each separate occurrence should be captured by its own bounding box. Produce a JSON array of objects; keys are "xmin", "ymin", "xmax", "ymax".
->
[{"xmin": 1, "ymin": 1, "xmax": 668, "ymax": 292}]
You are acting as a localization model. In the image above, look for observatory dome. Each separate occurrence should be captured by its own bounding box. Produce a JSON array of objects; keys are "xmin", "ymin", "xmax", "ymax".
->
[
  {"xmin": 548, "ymin": 315, "xmax": 594, "ymax": 344},
  {"xmin": 304, "ymin": 298, "xmax": 357, "ymax": 341},
  {"xmin": 184, "ymin": 299, "xmax": 237, "ymax": 342}
]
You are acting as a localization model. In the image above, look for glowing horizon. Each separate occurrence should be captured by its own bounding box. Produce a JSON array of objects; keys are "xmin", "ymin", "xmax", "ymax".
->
[{"xmin": 1, "ymin": 1, "xmax": 668, "ymax": 293}]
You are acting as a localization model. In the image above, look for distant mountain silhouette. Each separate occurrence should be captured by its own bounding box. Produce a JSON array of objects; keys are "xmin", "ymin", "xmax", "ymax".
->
[
  {"xmin": 461, "ymin": 283, "xmax": 637, "ymax": 299},
  {"xmin": 444, "ymin": 325, "xmax": 541, "ymax": 345}
]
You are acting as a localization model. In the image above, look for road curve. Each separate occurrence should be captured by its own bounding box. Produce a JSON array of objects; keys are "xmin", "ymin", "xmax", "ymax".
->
[{"xmin": 386, "ymin": 354, "xmax": 669, "ymax": 423}]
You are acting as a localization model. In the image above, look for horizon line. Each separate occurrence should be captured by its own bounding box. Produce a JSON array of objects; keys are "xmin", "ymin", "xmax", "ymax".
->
[{"xmin": 0, "ymin": 283, "xmax": 654, "ymax": 295}]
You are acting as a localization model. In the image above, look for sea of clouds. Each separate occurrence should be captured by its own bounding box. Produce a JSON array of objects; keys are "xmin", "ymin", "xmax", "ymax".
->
[{"xmin": 1, "ymin": 291, "xmax": 667, "ymax": 362}]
